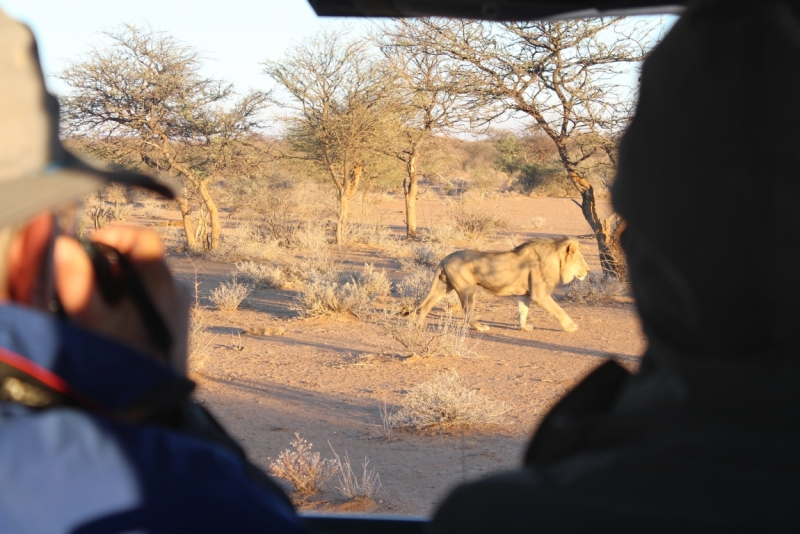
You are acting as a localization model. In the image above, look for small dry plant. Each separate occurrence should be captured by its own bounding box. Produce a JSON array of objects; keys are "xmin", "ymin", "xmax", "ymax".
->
[
  {"xmin": 389, "ymin": 371, "xmax": 510, "ymax": 431},
  {"xmin": 209, "ymin": 276, "xmax": 250, "ymax": 311},
  {"xmin": 328, "ymin": 443, "xmax": 382, "ymax": 500},
  {"xmin": 384, "ymin": 310, "xmax": 479, "ymax": 359},
  {"xmin": 563, "ymin": 271, "xmax": 628, "ymax": 303},
  {"xmin": 269, "ymin": 433, "xmax": 336, "ymax": 496}
]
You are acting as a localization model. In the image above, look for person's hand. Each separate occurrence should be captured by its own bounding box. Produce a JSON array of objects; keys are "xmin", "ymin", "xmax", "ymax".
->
[{"xmin": 54, "ymin": 227, "xmax": 189, "ymax": 375}]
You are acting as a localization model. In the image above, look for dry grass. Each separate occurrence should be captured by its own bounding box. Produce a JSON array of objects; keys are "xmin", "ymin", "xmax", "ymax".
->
[
  {"xmin": 345, "ymin": 221, "xmax": 396, "ymax": 248},
  {"xmin": 388, "ymin": 371, "xmax": 509, "ymax": 431},
  {"xmin": 447, "ymin": 200, "xmax": 509, "ymax": 241},
  {"xmin": 402, "ymin": 242, "xmax": 451, "ymax": 269},
  {"xmin": 394, "ymin": 267, "xmax": 434, "ymax": 313},
  {"xmin": 521, "ymin": 217, "xmax": 545, "ymax": 229},
  {"xmin": 563, "ymin": 271, "xmax": 628, "ymax": 303},
  {"xmin": 383, "ymin": 310, "xmax": 479, "ymax": 359},
  {"xmin": 236, "ymin": 261, "xmax": 291, "ymax": 289},
  {"xmin": 295, "ymin": 264, "xmax": 390, "ymax": 318},
  {"xmin": 394, "ymin": 265, "xmax": 461, "ymax": 315},
  {"xmin": 209, "ymin": 276, "xmax": 250, "ymax": 311},
  {"xmin": 205, "ymin": 222, "xmax": 283, "ymax": 263},
  {"xmin": 328, "ymin": 443, "xmax": 382, "ymax": 500},
  {"xmin": 269, "ymin": 433, "xmax": 336, "ymax": 496},
  {"xmin": 419, "ymin": 223, "xmax": 460, "ymax": 246}
]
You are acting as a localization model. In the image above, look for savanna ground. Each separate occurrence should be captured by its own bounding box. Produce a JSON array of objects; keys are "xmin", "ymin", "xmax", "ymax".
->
[{"xmin": 113, "ymin": 190, "xmax": 644, "ymax": 517}]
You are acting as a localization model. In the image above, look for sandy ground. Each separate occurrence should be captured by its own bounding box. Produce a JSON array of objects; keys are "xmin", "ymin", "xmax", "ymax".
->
[{"xmin": 144, "ymin": 194, "xmax": 645, "ymax": 517}]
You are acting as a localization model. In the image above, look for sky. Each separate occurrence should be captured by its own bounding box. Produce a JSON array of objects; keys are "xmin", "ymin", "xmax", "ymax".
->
[
  {"xmin": 1, "ymin": 1, "xmax": 674, "ymax": 136},
  {"xmin": 0, "ymin": 0, "xmax": 364, "ymax": 96}
]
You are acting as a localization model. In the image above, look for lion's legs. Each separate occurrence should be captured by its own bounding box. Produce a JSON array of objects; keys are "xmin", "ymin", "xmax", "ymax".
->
[
  {"xmin": 516, "ymin": 296, "xmax": 533, "ymax": 331},
  {"xmin": 416, "ymin": 280, "xmax": 451, "ymax": 328},
  {"xmin": 531, "ymin": 291, "xmax": 578, "ymax": 332},
  {"xmin": 456, "ymin": 288, "xmax": 489, "ymax": 332}
]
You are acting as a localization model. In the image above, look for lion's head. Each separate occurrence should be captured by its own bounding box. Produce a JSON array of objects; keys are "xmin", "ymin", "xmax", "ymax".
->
[{"xmin": 561, "ymin": 240, "xmax": 590, "ymax": 284}]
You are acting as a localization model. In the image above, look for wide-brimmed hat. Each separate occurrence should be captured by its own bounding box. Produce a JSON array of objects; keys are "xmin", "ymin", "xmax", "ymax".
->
[{"xmin": 0, "ymin": 9, "xmax": 173, "ymax": 228}]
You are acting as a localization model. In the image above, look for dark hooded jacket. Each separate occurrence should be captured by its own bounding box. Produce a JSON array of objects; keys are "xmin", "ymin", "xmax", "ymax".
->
[{"xmin": 432, "ymin": 1, "xmax": 800, "ymax": 531}]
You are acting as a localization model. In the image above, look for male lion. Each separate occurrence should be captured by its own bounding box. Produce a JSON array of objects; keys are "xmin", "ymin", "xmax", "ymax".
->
[{"xmin": 415, "ymin": 237, "xmax": 589, "ymax": 333}]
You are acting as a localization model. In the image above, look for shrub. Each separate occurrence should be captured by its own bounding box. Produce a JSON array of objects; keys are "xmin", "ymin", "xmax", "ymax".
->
[
  {"xmin": 328, "ymin": 444, "xmax": 381, "ymax": 500},
  {"xmin": 270, "ymin": 433, "xmax": 336, "ymax": 496},
  {"xmin": 388, "ymin": 371, "xmax": 509, "ymax": 430},
  {"xmin": 563, "ymin": 271, "xmax": 628, "ymax": 303},
  {"xmin": 209, "ymin": 276, "xmax": 250, "ymax": 311}
]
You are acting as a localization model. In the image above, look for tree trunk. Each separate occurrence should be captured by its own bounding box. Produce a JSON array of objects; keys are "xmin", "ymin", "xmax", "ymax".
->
[
  {"xmin": 403, "ymin": 151, "xmax": 420, "ymax": 239},
  {"xmin": 196, "ymin": 181, "xmax": 221, "ymax": 250},
  {"xmin": 176, "ymin": 196, "xmax": 198, "ymax": 251},
  {"xmin": 578, "ymin": 186, "xmax": 617, "ymax": 275},
  {"xmin": 556, "ymin": 144, "xmax": 624, "ymax": 277},
  {"xmin": 335, "ymin": 192, "xmax": 350, "ymax": 245}
]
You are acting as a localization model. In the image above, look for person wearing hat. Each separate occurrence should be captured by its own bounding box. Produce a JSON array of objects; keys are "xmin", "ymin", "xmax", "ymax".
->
[
  {"xmin": 0, "ymin": 10, "xmax": 304, "ymax": 533},
  {"xmin": 431, "ymin": 0, "xmax": 800, "ymax": 531}
]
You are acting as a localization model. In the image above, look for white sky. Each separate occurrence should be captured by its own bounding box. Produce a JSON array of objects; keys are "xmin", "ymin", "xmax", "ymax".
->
[{"xmin": 1, "ymin": 0, "xmax": 364, "ymax": 96}]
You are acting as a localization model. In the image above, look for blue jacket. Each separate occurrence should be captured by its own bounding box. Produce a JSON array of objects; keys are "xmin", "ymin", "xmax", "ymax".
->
[{"xmin": 0, "ymin": 304, "xmax": 305, "ymax": 534}]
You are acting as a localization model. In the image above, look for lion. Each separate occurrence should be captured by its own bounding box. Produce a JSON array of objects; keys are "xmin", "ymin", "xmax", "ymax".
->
[{"xmin": 415, "ymin": 237, "xmax": 589, "ymax": 333}]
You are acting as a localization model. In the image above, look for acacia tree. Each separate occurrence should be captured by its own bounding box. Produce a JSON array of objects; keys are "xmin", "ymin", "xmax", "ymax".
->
[
  {"xmin": 378, "ymin": 22, "xmax": 471, "ymax": 238},
  {"xmin": 400, "ymin": 18, "xmax": 659, "ymax": 274},
  {"xmin": 59, "ymin": 25, "xmax": 267, "ymax": 250},
  {"xmin": 264, "ymin": 31, "xmax": 398, "ymax": 244}
]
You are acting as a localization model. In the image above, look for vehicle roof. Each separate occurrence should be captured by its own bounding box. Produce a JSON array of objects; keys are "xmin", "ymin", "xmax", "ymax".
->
[{"xmin": 307, "ymin": 0, "xmax": 685, "ymax": 19}]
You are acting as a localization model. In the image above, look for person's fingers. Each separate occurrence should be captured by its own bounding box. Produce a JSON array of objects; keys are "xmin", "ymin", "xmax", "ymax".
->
[
  {"xmin": 90, "ymin": 227, "xmax": 165, "ymax": 262},
  {"xmin": 53, "ymin": 235, "xmax": 95, "ymax": 314},
  {"xmin": 54, "ymin": 228, "xmax": 190, "ymax": 373}
]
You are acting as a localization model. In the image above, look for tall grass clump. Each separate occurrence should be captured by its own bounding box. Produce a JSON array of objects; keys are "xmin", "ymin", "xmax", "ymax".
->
[
  {"xmin": 388, "ymin": 371, "xmax": 509, "ymax": 431},
  {"xmin": 328, "ymin": 444, "xmax": 381, "ymax": 500}
]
